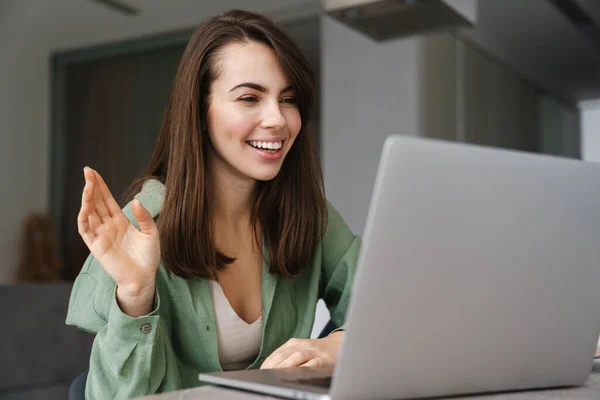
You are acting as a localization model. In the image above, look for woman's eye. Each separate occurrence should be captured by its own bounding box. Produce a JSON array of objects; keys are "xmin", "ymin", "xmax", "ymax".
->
[
  {"xmin": 240, "ymin": 97, "xmax": 258, "ymax": 102},
  {"xmin": 281, "ymin": 97, "xmax": 297, "ymax": 105}
]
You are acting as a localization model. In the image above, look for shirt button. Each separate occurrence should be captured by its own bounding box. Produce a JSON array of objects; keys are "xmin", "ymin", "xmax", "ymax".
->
[{"xmin": 140, "ymin": 323, "xmax": 152, "ymax": 334}]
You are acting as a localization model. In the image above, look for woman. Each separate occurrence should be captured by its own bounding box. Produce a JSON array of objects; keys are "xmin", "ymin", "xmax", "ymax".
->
[{"xmin": 66, "ymin": 9, "xmax": 360, "ymax": 399}]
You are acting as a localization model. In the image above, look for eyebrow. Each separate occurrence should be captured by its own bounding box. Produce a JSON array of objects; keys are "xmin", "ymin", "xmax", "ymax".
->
[{"xmin": 229, "ymin": 82, "xmax": 294, "ymax": 94}]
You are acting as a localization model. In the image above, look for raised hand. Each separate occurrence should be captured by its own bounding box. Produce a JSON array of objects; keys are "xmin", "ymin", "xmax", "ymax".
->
[{"xmin": 78, "ymin": 167, "xmax": 161, "ymax": 314}]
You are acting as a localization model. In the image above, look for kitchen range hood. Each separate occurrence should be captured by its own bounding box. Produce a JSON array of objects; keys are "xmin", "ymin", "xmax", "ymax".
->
[{"xmin": 323, "ymin": 0, "xmax": 477, "ymax": 42}]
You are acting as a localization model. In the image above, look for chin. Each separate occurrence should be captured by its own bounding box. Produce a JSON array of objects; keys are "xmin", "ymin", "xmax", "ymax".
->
[
  {"xmin": 253, "ymin": 173, "xmax": 280, "ymax": 182},
  {"xmin": 249, "ymin": 168, "xmax": 282, "ymax": 182}
]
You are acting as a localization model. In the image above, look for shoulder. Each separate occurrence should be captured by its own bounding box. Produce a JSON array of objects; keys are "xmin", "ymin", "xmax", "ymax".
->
[
  {"xmin": 122, "ymin": 179, "xmax": 166, "ymax": 228},
  {"xmin": 323, "ymin": 200, "xmax": 354, "ymax": 243},
  {"xmin": 321, "ymin": 200, "xmax": 360, "ymax": 266}
]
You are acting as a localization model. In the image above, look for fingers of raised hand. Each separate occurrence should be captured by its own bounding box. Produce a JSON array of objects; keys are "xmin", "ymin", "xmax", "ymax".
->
[
  {"xmin": 78, "ymin": 167, "xmax": 122, "ymax": 245},
  {"xmin": 93, "ymin": 169, "xmax": 122, "ymax": 216},
  {"xmin": 78, "ymin": 176, "xmax": 96, "ymax": 244},
  {"xmin": 89, "ymin": 170, "xmax": 111, "ymax": 222}
]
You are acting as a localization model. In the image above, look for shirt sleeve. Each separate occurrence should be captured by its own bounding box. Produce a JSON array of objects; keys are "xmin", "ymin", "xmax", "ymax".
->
[
  {"xmin": 320, "ymin": 201, "xmax": 362, "ymax": 331},
  {"xmin": 66, "ymin": 254, "xmax": 175, "ymax": 400}
]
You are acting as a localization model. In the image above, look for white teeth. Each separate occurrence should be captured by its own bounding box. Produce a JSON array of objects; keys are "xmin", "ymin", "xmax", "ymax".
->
[{"xmin": 249, "ymin": 141, "xmax": 283, "ymax": 150}]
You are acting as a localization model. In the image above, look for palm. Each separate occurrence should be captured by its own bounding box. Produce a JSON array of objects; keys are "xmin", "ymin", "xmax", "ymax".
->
[
  {"xmin": 88, "ymin": 212, "xmax": 160, "ymax": 286},
  {"xmin": 78, "ymin": 168, "xmax": 160, "ymax": 290}
]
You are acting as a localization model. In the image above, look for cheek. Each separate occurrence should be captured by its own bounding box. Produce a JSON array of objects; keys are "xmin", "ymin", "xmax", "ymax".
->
[
  {"xmin": 224, "ymin": 118, "xmax": 255, "ymax": 141},
  {"xmin": 210, "ymin": 105, "xmax": 256, "ymax": 142}
]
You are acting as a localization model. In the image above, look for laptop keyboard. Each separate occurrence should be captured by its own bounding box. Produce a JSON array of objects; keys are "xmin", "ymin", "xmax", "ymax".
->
[{"xmin": 284, "ymin": 376, "xmax": 332, "ymax": 389}]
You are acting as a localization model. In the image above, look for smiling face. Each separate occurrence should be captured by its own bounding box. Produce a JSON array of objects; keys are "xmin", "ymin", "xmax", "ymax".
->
[{"xmin": 206, "ymin": 40, "xmax": 302, "ymax": 183}]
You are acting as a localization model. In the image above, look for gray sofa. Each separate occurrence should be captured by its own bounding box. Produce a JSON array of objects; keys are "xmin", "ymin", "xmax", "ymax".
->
[{"xmin": 0, "ymin": 284, "xmax": 94, "ymax": 400}]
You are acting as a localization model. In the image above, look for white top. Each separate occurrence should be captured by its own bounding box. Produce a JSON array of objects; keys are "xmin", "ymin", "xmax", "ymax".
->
[{"xmin": 210, "ymin": 280, "xmax": 263, "ymax": 371}]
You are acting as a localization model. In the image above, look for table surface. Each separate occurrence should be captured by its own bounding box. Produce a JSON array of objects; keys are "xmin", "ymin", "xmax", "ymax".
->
[{"xmin": 135, "ymin": 360, "xmax": 600, "ymax": 400}]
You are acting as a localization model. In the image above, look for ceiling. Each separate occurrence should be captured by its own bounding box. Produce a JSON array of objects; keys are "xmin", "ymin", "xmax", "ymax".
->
[
  {"xmin": 575, "ymin": 0, "xmax": 600, "ymax": 27},
  {"xmin": 100, "ymin": 0, "xmax": 600, "ymax": 104},
  {"xmin": 1, "ymin": 0, "xmax": 321, "ymax": 53},
  {"xmin": 458, "ymin": 0, "xmax": 600, "ymax": 104},
  {"xmin": 4, "ymin": 0, "xmax": 600, "ymax": 105}
]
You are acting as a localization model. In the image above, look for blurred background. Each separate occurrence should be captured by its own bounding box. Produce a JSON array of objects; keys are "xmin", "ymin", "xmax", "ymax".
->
[{"xmin": 1, "ymin": 0, "xmax": 600, "ymax": 398}]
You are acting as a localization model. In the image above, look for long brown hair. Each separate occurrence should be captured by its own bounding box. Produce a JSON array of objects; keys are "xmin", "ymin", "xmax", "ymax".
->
[{"xmin": 125, "ymin": 10, "xmax": 327, "ymax": 279}]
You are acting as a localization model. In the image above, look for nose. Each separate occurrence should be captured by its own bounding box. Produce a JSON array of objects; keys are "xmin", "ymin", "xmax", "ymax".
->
[{"xmin": 260, "ymin": 100, "xmax": 286, "ymax": 130}]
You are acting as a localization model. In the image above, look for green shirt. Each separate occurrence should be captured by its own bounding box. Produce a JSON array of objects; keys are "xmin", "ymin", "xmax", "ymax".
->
[{"xmin": 66, "ymin": 180, "xmax": 361, "ymax": 400}]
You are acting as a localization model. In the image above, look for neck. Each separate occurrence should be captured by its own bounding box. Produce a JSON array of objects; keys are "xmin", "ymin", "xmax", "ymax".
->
[{"xmin": 208, "ymin": 156, "xmax": 257, "ymax": 230}]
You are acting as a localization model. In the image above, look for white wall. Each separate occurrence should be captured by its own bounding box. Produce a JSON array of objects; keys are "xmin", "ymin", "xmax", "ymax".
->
[
  {"xmin": 0, "ymin": 2, "xmax": 52, "ymax": 283},
  {"xmin": 580, "ymin": 100, "xmax": 600, "ymax": 162},
  {"xmin": 320, "ymin": 15, "xmax": 542, "ymax": 237},
  {"xmin": 321, "ymin": 16, "xmax": 425, "ymax": 235},
  {"xmin": 579, "ymin": 102, "xmax": 600, "ymax": 348}
]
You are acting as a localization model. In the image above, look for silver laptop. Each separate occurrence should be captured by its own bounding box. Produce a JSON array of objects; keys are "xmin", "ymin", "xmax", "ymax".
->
[{"xmin": 199, "ymin": 136, "xmax": 600, "ymax": 400}]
